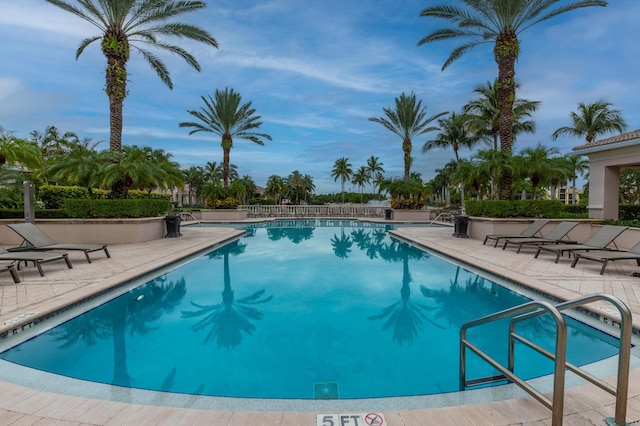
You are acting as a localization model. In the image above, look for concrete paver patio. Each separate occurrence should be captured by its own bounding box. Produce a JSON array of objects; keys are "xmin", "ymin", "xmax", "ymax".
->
[{"xmin": 0, "ymin": 223, "xmax": 638, "ymax": 425}]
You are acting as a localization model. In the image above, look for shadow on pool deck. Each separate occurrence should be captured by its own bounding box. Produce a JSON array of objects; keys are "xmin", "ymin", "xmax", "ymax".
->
[{"xmin": 0, "ymin": 224, "xmax": 639, "ymax": 425}]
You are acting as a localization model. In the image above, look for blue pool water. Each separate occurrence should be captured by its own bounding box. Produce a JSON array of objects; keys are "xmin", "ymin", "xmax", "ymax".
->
[{"xmin": 0, "ymin": 220, "xmax": 621, "ymax": 399}]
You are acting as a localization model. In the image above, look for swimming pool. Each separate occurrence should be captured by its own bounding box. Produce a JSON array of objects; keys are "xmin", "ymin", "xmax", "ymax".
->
[{"xmin": 0, "ymin": 220, "xmax": 622, "ymax": 401}]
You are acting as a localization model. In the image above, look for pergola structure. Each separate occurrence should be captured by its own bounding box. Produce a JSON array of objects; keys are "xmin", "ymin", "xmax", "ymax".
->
[{"xmin": 573, "ymin": 129, "xmax": 640, "ymax": 220}]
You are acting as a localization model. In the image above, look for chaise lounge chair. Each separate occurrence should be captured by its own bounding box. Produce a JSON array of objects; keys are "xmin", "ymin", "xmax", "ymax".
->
[
  {"xmin": 570, "ymin": 240, "xmax": 640, "ymax": 275},
  {"xmin": 0, "ymin": 262, "xmax": 20, "ymax": 283},
  {"xmin": 483, "ymin": 219, "xmax": 550, "ymax": 247},
  {"xmin": 0, "ymin": 248, "xmax": 73, "ymax": 277},
  {"xmin": 534, "ymin": 225, "xmax": 629, "ymax": 263},
  {"xmin": 7, "ymin": 223, "xmax": 110, "ymax": 263},
  {"xmin": 501, "ymin": 221, "xmax": 579, "ymax": 253}
]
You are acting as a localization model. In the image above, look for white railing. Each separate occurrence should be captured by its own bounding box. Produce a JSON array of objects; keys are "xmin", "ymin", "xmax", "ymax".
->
[{"xmin": 239, "ymin": 205, "xmax": 388, "ymax": 218}]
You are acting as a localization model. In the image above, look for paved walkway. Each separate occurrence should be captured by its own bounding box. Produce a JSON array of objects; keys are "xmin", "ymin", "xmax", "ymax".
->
[{"xmin": 0, "ymin": 224, "xmax": 638, "ymax": 425}]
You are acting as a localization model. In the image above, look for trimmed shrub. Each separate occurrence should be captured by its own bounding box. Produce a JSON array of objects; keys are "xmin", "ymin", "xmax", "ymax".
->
[
  {"xmin": 204, "ymin": 198, "xmax": 241, "ymax": 209},
  {"xmin": 0, "ymin": 209, "xmax": 68, "ymax": 219},
  {"xmin": 619, "ymin": 204, "xmax": 640, "ymax": 221},
  {"xmin": 390, "ymin": 198, "xmax": 425, "ymax": 210},
  {"xmin": 39, "ymin": 185, "xmax": 90, "ymax": 209},
  {"xmin": 465, "ymin": 200, "xmax": 565, "ymax": 218},
  {"xmin": 64, "ymin": 199, "xmax": 171, "ymax": 218}
]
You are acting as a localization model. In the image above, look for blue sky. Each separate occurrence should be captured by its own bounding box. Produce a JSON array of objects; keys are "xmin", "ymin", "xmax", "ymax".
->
[{"xmin": 1, "ymin": 0, "xmax": 638, "ymax": 193}]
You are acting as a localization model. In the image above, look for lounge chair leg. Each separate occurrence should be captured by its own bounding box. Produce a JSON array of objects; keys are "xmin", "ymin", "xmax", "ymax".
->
[
  {"xmin": 104, "ymin": 247, "xmax": 111, "ymax": 258},
  {"xmin": 9, "ymin": 265, "xmax": 20, "ymax": 283},
  {"xmin": 35, "ymin": 261, "xmax": 45, "ymax": 277},
  {"xmin": 600, "ymin": 260, "xmax": 608, "ymax": 275},
  {"xmin": 63, "ymin": 254, "xmax": 73, "ymax": 269},
  {"xmin": 534, "ymin": 248, "xmax": 541, "ymax": 258},
  {"xmin": 554, "ymin": 252, "xmax": 561, "ymax": 263},
  {"xmin": 84, "ymin": 251, "xmax": 92, "ymax": 263},
  {"xmin": 571, "ymin": 256, "xmax": 580, "ymax": 268},
  {"xmin": 516, "ymin": 244, "xmax": 523, "ymax": 254}
]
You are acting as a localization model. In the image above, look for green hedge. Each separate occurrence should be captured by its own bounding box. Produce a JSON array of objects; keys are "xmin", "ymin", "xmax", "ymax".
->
[
  {"xmin": 64, "ymin": 199, "xmax": 171, "ymax": 218},
  {"xmin": 39, "ymin": 185, "xmax": 90, "ymax": 209},
  {"xmin": 465, "ymin": 200, "xmax": 566, "ymax": 218},
  {"xmin": 390, "ymin": 198, "xmax": 425, "ymax": 210},
  {"xmin": 619, "ymin": 204, "xmax": 640, "ymax": 221}
]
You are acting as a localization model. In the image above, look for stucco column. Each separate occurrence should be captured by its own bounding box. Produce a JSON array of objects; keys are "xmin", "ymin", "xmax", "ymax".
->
[{"xmin": 588, "ymin": 162, "xmax": 619, "ymax": 219}]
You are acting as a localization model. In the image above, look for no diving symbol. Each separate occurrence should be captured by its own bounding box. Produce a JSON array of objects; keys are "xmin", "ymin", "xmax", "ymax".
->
[{"xmin": 364, "ymin": 413, "xmax": 384, "ymax": 426}]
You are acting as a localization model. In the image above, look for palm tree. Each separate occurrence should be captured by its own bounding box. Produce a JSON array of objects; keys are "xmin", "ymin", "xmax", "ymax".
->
[
  {"xmin": 418, "ymin": 0, "xmax": 607, "ymax": 200},
  {"xmin": 204, "ymin": 161, "xmax": 222, "ymax": 183},
  {"xmin": 369, "ymin": 92, "xmax": 447, "ymax": 182},
  {"xmin": 180, "ymin": 87, "xmax": 272, "ymax": 188},
  {"xmin": 351, "ymin": 166, "xmax": 370, "ymax": 203},
  {"xmin": 331, "ymin": 157, "xmax": 353, "ymax": 203},
  {"xmin": 95, "ymin": 145, "xmax": 183, "ymax": 195},
  {"xmin": 464, "ymin": 79, "xmax": 540, "ymax": 150},
  {"xmin": 563, "ymin": 154, "xmax": 589, "ymax": 204},
  {"xmin": 182, "ymin": 166, "xmax": 205, "ymax": 205},
  {"xmin": 517, "ymin": 143, "xmax": 562, "ymax": 199},
  {"xmin": 264, "ymin": 175, "xmax": 285, "ymax": 204},
  {"xmin": 46, "ymin": 0, "xmax": 218, "ymax": 153},
  {"xmin": 423, "ymin": 112, "xmax": 482, "ymax": 212},
  {"xmin": 474, "ymin": 148, "xmax": 513, "ymax": 200},
  {"xmin": 366, "ymin": 156, "xmax": 385, "ymax": 196},
  {"xmin": 552, "ymin": 100, "xmax": 627, "ymax": 144},
  {"xmin": 44, "ymin": 138, "xmax": 103, "ymax": 195}
]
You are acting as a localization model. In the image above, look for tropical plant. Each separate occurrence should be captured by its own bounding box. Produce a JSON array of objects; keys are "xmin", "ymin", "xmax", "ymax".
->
[
  {"xmin": 94, "ymin": 145, "xmax": 183, "ymax": 196},
  {"xmin": 285, "ymin": 170, "xmax": 315, "ymax": 204},
  {"xmin": 552, "ymin": 100, "xmax": 627, "ymax": 143},
  {"xmin": 463, "ymin": 79, "xmax": 540, "ymax": 150},
  {"xmin": 46, "ymin": 0, "xmax": 218, "ymax": 153},
  {"xmin": 515, "ymin": 143, "xmax": 562, "ymax": 199},
  {"xmin": 44, "ymin": 138, "xmax": 103, "ymax": 195},
  {"xmin": 366, "ymin": 156, "xmax": 385, "ymax": 196},
  {"xmin": 352, "ymin": 166, "xmax": 370, "ymax": 203},
  {"xmin": 562, "ymin": 154, "xmax": 589, "ymax": 204},
  {"xmin": 180, "ymin": 87, "xmax": 271, "ymax": 188},
  {"xmin": 264, "ymin": 175, "xmax": 285, "ymax": 204},
  {"xmin": 423, "ymin": 112, "xmax": 482, "ymax": 211},
  {"xmin": 182, "ymin": 166, "xmax": 205, "ymax": 205},
  {"xmin": 418, "ymin": 0, "xmax": 607, "ymax": 199},
  {"xmin": 0, "ymin": 127, "xmax": 42, "ymax": 169},
  {"xmin": 369, "ymin": 92, "xmax": 447, "ymax": 182},
  {"xmin": 331, "ymin": 157, "xmax": 353, "ymax": 203}
]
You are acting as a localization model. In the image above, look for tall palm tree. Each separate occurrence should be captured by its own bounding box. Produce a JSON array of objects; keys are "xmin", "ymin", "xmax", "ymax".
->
[
  {"xmin": 366, "ymin": 156, "xmax": 385, "ymax": 196},
  {"xmin": 418, "ymin": 0, "xmax": 607, "ymax": 200},
  {"xmin": 563, "ymin": 154, "xmax": 589, "ymax": 204},
  {"xmin": 369, "ymin": 92, "xmax": 447, "ymax": 182},
  {"xmin": 552, "ymin": 100, "xmax": 627, "ymax": 143},
  {"xmin": 464, "ymin": 79, "xmax": 540, "ymax": 150},
  {"xmin": 351, "ymin": 166, "xmax": 370, "ymax": 203},
  {"xmin": 423, "ymin": 112, "xmax": 482, "ymax": 211},
  {"xmin": 46, "ymin": 0, "xmax": 218, "ymax": 153},
  {"xmin": 180, "ymin": 87, "xmax": 271, "ymax": 188},
  {"xmin": 331, "ymin": 157, "xmax": 353, "ymax": 203}
]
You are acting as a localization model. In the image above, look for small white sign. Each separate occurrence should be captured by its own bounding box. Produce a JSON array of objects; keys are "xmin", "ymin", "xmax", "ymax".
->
[{"xmin": 317, "ymin": 413, "xmax": 385, "ymax": 426}]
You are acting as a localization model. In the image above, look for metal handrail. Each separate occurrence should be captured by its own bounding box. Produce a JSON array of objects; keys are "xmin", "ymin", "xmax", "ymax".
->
[
  {"xmin": 178, "ymin": 211, "xmax": 202, "ymax": 226},
  {"xmin": 510, "ymin": 293, "xmax": 632, "ymax": 426},
  {"xmin": 428, "ymin": 212, "xmax": 454, "ymax": 227},
  {"xmin": 461, "ymin": 293, "xmax": 633, "ymax": 426},
  {"xmin": 460, "ymin": 300, "xmax": 567, "ymax": 426}
]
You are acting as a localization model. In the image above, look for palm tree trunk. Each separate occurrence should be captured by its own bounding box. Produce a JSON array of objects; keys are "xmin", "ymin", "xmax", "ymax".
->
[
  {"xmin": 402, "ymin": 137, "xmax": 412, "ymax": 181},
  {"xmin": 495, "ymin": 30, "xmax": 519, "ymax": 201},
  {"xmin": 222, "ymin": 134, "xmax": 232, "ymax": 189}
]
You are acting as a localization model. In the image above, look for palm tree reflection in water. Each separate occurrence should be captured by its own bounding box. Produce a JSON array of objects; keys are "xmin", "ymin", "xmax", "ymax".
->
[
  {"xmin": 53, "ymin": 276, "xmax": 187, "ymax": 387},
  {"xmin": 368, "ymin": 240, "xmax": 444, "ymax": 344},
  {"xmin": 182, "ymin": 240, "xmax": 273, "ymax": 349}
]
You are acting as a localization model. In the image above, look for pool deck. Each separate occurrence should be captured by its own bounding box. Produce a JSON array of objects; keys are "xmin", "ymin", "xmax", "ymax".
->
[{"xmin": 0, "ymin": 223, "xmax": 639, "ymax": 425}]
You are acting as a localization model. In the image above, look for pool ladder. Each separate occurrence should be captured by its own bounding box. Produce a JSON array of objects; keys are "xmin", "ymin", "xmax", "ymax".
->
[
  {"xmin": 178, "ymin": 211, "xmax": 202, "ymax": 226},
  {"xmin": 460, "ymin": 293, "xmax": 632, "ymax": 426}
]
